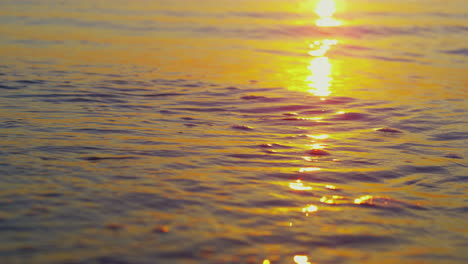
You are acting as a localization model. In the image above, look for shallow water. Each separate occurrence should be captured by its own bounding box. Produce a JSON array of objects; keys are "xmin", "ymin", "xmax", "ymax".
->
[{"xmin": 0, "ymin": 0, "xmax": 467, "ymax": 263}]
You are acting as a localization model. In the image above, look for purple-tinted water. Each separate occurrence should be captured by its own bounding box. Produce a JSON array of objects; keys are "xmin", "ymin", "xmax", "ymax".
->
[{"xmin": 0, "ymin": 1, "xmax": 467, "ymax": 263}]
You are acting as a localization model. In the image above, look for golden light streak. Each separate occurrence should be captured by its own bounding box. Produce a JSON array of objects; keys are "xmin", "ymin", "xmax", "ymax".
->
[
  {"xmin": 308, "ymin": 48, "xmax": 328, "ymax": 57},
  {"xmin": 309, "ymin": 39, "xmax": 339, "ymax": 56},
  {"xmin": 316, "ymin": 17, "xmax": 342, "ymax": 27},
  {"xmin": 320, "ymin": 195, "xmax": 345, "ymax": 204},
  {"xmin": 354, "ymin": 195, "xmax": 374, "ymax": 205},
  {"xmin": 309, "ymin": 143, "xmax": 327, "ymax": 149},
  {"xmin": 294, "ymin": 255, "xmax": 312, "ymax": 264},
  {"xmin": 309, "ymin": 116, "xmax": 324, "ymax": 121},
  {"xmin": 292, "ymin": 117, "xmax": 323, "ymax": 121},
  {"xmin": 306, "ymin": 39, "xmax": 337, "ymax": 96},
  {"xmin": 315, "ymin": 0, "xmax": 342, "ymax": 27},
  {"xmin": 299, "ymin": 167, "xmax": 321, "ymax": 173},
  {"xmin": 322, "ymin": 39, "xmax": 339, "ymax": 46},
  {"xmin": 308, "ymin": 134, "xmax": 330, "ymax": 140},
  {"xmin": 302, "ymin": 205, "xmax": 318, "ymax": 216},
  {"xmin": 289, "ymin": 180, "xmax": 313, "ymax": 191},
  {"xmin": 315, "ymin": 0, "xmax": 336, "ymax": 17},
  {"xmin": 306, "ymin": 56, "xmax": 333, "ymax": 96}
]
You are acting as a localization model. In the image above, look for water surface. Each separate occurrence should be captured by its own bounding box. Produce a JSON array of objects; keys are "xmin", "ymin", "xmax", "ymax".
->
[{"xmin": 0, "ymin": 1, "xmax": 467, "ymax": 263}]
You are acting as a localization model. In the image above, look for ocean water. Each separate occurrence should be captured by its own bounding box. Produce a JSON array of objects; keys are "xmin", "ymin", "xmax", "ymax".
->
[{"xmin": 0, "ymin": 0, "xmax": 467, "ymax": 263}]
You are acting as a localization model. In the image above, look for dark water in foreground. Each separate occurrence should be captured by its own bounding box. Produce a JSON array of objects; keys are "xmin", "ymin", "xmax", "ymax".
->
[{"xmin": 0, "ymin": 1, "xmax": 467, "ymax": 263}]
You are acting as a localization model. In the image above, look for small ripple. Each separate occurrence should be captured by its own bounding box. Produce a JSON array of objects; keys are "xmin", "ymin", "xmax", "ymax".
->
[
  {"xmin": 36, "ymin": 192, "xmax": 62, "ymax": 198},
  {"xmin": 104, "ymin": 79, "xmax": 131, "ymax": 85},
  {"xmin": 436, "ymin": 176, "xmax": 468, "ymax": 184},
  {"xmin": 321, "ymin": 97, "xmax": 356, "ymax": 104},
  {"xmin": 398, "ymin": 165, "xmax": 449, "ymax": 174},
  {"xmin": 226, "ymin": 154, "xmax": 291, "ymax": 160},
  {"xmin": 171, "ymin": 107, "xmax": 228, "ymax": 112},
  {"xmin": 157, "ymin": 249, "xmax": 197, "ymax": 259},
  {"xmin": 299, "ymin": 109, "xmax": 334, "ymax": 115},
  {"xmin": 241, "ymin": 95, "xmax": 267, "ymax": 100},
  {"xmin": 441, "ymin": 48, "xmax": 468, "ymax": 56},
  {"xmin": 84, "ymin": 256, "xmax": 133, "ymax": 264},
  {"xmin": 407, "ymin": 253, "xmax": 467, "ymax": 262},
  {"xmin": 375, "ymin": 127, "xmax": 403, "ymax": 133},
  {"xmin": 81, "ymin": 156, "xmax": 138, "ymax": 162},
  {"xmin": 327, "ymin": 112, "xmax": 370, "ymax": 121},
  {"xmin": 340, "ymin": 172, "xmax": 381, "ymax": 183},
  {"xmin": 230, "ymin": 11, "xmax": 301, "ymax": 20},
  {"xmin": 448, "ymin": 207, "xmax": 468, "ymax": 214},
  {"xmin": 306, "ymin": 149, "xmax": 331, "ymax": 156},
  {"xmin": 248, "ymin": 233, "xmax": 302, "ymax": 245},
  {"xmin": 181, "ymin": 83, "xmax": 201, "ymax": 88},
  {"xmin": 239, "ymin": 104, "xmax": 315, "ymax": 114},
  {"xmin": 72, "ymin": 128, "xmax": 135, "ymax": 135},
  {"xmin": 0, "ymin": 84, "xmax": 19, "ymax": 90},
  {"xmin": 231, "ymin": 125, "xmax": 254, "ymax": 131},
  {"xmin": 118, "ymin": 191, "xmax": 203, "ymax": 211},
  {"xmin": 258, "ymin": 143, "xmax": 293, "ymax": 149},
  {"xmin": 143, "ymin": 92, "xmax": 184, "ymax": 97},
  {"xmin": 253, "ymin": 198, "xmax": 300, "ymax": 207},
  {"xmin": 314, "ymin": 234, "xmax": 406, "ymax": 247},
  {"xmin": 443, "ymin": 153, "xmax": 463, "ymax": 159},
  {"xmin": 59, "ymin": 98, "xmax": 107, "ymax": 103},
  {"xmin": 429, "ymin": 131, "xmax": 468, "ymax": 141},
  {"xmin": 15, "ymin": 79, "xmax": 46, "ymax": 84},
  {"xmin": 34, "ymin": 145, "xmax": 103, "ymax": 155},
  {"xmin": 0, "ymin": 119, "xmax": 28, "ymax": 129}
]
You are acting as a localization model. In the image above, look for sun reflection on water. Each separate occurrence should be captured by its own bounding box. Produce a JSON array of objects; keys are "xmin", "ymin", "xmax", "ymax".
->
[
  {"xmin": 306, "ymin": 57, "xmax": 333, "ymax": 97},
  {"xmin": 299, "ymin": 167, "xmax": 321, "ymax": 173},
  {"xmin": 289, "ymin": 179, "xmax": 313, "ymax": 191},
  {"xmin": 315, "ymin": 0, "xmax": 342, "ymax": 27},
  {"xmin": 302, "ymin": 205, "xmax": 318, "ymax": 216},
  {"xmin": 354, "ymin": 195, "xmax": 374, "ymax": 205},
  {"xmin": 294, "ymin": 255, "xmax": 313, "ymax": 264},
  {"xmin": 309, "ymin": 143, "xmax": 327, "ymax": 150},
  {"xmin": 307, "ymin": 134, "xmax": 329, "ymax": 140},
  {"xmin": 282, "ymin": 3, "xmax": 346, "ymax": 264},
  {"xmin": 308, "ymin": 39, "xmax": 338, "ymax": 57},
  {"xmin": 320, "ymin": 195, "xmax": 345, "ymax": 204},
  {"xmin": 306, "ymin": 0, "xmax": 341, "ymax": 97}
]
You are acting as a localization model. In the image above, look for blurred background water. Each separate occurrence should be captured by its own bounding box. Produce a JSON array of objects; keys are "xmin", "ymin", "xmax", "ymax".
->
[{"xmin": 0, "ymin": 0, "xmax": 467, "ymax": 263}]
